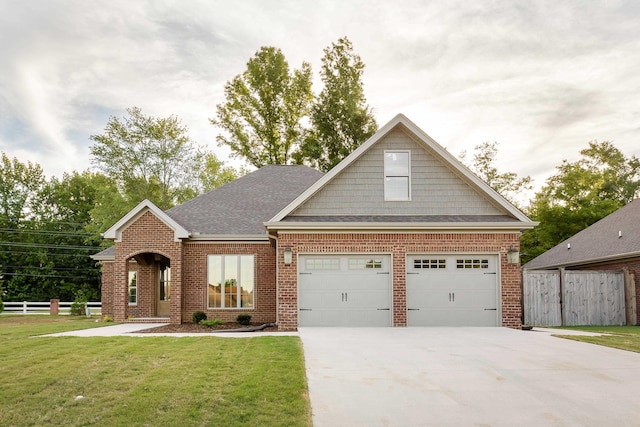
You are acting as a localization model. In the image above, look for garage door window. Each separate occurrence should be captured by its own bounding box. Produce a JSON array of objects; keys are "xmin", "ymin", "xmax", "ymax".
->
[
  {"xmin": 208, "ymin": 255, "xmax": 254, "ymax": 309},
  {"xmin": 456, "ymin": 259, "xmax": 489, "ymax": 269},
  {"xmin": 306, "ymin": 258, "xmax": 340, "ymax": 270},
  {"xmin": 349, "ymin": 258, "xmax": 383, "ymax": 270},
  {"xmin": 414, "ymin": 259, "xmax": 446, "ymax": 269}
]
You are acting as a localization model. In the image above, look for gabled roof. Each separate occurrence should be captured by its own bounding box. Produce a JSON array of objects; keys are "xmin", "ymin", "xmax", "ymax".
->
[
  {"xmin": 102, "ymin": 199, "xmax": 190, "ymax": 242},
  {"xmin": 524, "ymin": 198, "xmax": 640, "ymax": 270},
  {"xmin": 166, "ymin": 165, "xmax": 323, "ymax": 238},
  {"xmin": 267, "ymin": 114, "xmax": 535, "ymax": 229}
]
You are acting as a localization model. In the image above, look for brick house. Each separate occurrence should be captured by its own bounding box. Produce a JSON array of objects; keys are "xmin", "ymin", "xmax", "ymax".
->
[{"xmin": 93, "ymin": 114, "xmax": 536, "ymax": 329}]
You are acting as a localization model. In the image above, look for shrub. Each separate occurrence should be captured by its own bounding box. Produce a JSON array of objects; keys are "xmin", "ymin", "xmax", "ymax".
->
[
  {"xmin": 0, "ymin": 298, "xmax": 3, "ymax": 314},
  {"xmin": 200, "ymin": 319, "xmax": 224, "ymax": 328},
  {"xmin": 236, "ymin": 314, "xmax": 252, "ymax": 325},
  {"xmin": 102, "ymin": 315, "xmax": 114, "ymax": 323},
  {"xmin": 192, "ymin": 311, "xmax": 207, "ymax": 324},
  {"xmin": 69, "ymin": 290, "xmax": 88, "ymax": 316}
]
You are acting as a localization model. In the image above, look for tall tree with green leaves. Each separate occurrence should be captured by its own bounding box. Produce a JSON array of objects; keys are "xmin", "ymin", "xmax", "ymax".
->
[
  {"xmin": 90, "ymin": 107, "xmax": 213, "ymax": 210},
  {"xmin": 521, "ymin": 141, "xmax": 640, "ymax": 263},
  {"xmin": 211, "ymin": 46, "xmax": 313, "ymax": 167},
  {"xmin": 297, "ymin": 37, "xmax": 378, "ymax": 171},
  {"xmin": 460, "ymin": 141, "xmax": 533, "ymax": 208},
  {"xmin": 0, "ymin": 158, "xmax": 102, "ymax": 302}
]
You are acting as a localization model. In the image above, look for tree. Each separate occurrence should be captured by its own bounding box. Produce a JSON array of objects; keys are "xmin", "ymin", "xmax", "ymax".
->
[
  {"xmin": 297, "ymin": 37, "xmax": 378, "ymax": 171},
  {"xmin": 0, "ymin": 160, "xmax": 102, "ymax": 302},
  {"xmin": 211, "ymin": 47, "xmax": 313, "ymax": 168},
  {"xmin": 460, "ymin": 142, "xmax": 533, "ymax": 208},
  {"xmin": 521, "ymin": 141, "xmax": 640, "ymax": 263},
  {"xmin": 90, "ymin": 107, "xmax": 208, "ymax": 209}
]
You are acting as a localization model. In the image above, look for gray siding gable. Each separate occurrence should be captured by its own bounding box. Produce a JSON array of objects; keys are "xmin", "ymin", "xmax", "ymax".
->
[{"xmin": 291, "ymin": 128, "xmax": 505, "ymax": 217}]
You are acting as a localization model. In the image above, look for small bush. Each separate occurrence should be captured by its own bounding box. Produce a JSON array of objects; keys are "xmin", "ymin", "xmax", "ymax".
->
[
  {"xmin": 200, "ymin": 319, "xmax": 224, "ymax": 328},
  {"xmin": 102, "ymin": 315, "xmax": 114, "ymax": 323},
  {"xmin": 69, "ymin": 290, "xmax": 88, "ymax": 316},
  {"xmin": 236, "ymin": 314, "xmax": 252, "ymax": 325},
  {"xmin": 192, "ymin": 311, "xmax": 207, "ymax": 324},
  {"xmin": 0, "ymin": 298, "xmax": 4, "ymax": 314}
]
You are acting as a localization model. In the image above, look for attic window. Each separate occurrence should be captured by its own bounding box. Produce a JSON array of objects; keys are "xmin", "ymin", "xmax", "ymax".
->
[{"xmin": 384, "ymin": 150, "xmax": 411, "ymax": 201}]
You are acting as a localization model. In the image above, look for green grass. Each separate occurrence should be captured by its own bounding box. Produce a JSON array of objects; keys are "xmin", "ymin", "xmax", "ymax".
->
[
  {"xmin": 0, "ymin": 316, "xmax": 311, "ymax": 427},
  {"xmin": 552, "ymin": 326, "xmax": 640, "ymax": 353}
]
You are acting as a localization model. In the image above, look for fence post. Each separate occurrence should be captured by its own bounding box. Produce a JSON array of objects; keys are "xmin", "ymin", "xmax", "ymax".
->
[
  {"xmin": 624, "ymin": 268, "xmax": 637, "ymax": 326},
  {"xmin": 22, "ymin": 301, "xmax": 27, "ymax": 314},
  {"xmin": 559, "ymin": 268, "xmax": 565, "ymax": 326},
  {"xmin": 50, "ymin": 299, "xmax": 60, "ymax": 315}
]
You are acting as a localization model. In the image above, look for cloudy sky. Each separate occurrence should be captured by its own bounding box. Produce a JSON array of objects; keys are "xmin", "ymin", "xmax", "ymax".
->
[{"xmin": 1, "ymin": 0, "xmax": 639, "ymax": 198}]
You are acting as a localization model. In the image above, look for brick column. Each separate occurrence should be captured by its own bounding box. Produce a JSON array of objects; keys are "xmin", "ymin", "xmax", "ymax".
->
[{"xmin": 50, "ymin": 299, "xmax": 59, "ymax": 315}]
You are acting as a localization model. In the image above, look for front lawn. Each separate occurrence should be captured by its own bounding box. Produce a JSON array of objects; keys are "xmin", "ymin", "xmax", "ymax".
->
[
  {"xmin": 0, "ymin": 316, "xmax": 311, "ymax": 427},
  {"xmin": 552, "ymin": 326, "xmax": 640, "ymax": 353}
]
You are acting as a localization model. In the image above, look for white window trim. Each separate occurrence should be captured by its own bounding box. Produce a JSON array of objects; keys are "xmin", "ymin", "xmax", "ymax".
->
[
  {"xmin": 384, "ymin": 150, "xmax": 411, "ymax": 201},
  {"xmin": 207, "ymin": 254, "xmax": 255, "ymax": 310},
  {"xmin": 128, "ymin": 271, "xmax": 137, "ymax": 306}
]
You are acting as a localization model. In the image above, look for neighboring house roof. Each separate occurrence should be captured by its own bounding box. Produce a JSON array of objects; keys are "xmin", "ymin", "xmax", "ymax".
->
[
  {"xmin": 266, "ymin": 114, "xmax": 536, "ymax": 231},
  {"xmin": 166, "ymin": 165, "xmax": 323, "ymax": 238},
  {"xmin": 523, "ymin": 198, "xmax": 640, "ymax": 270}
]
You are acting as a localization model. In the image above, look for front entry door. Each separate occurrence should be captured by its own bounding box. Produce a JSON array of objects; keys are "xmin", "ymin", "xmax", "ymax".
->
[{"xmin": 156, "ymin": 262, "xmax": 171, "ymax": 317}]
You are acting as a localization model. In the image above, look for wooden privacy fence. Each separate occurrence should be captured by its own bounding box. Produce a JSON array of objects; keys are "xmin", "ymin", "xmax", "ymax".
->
[
  {"xmin": 523, "ymin": 269, "xmax": 636, "ymax": 326},
  {"xmin": 2, "ymin": 300, "xmax": 102, "ymax": 316}
]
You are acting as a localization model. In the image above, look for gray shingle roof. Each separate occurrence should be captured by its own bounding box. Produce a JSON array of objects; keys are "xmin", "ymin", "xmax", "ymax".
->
[
  {"xmin": 282, "ymin": 215, "xmax": 520, "ymax": 223},
  {"xmin": 91, "ymin": 245, "xmax": 114, "ymax": 260},
  {"xmin": 523, "ymin": 198, "xmax": 640, "ymax": 270},
  {"xmin": 166, "ymin": 165, "xmax": 323, "ymax": 236}
]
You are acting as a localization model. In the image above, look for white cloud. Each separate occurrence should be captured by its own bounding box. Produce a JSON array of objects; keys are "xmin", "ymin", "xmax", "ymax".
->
[{"xmin": 0, "ymin": 0, "xmax": 638, "ymax": 197}]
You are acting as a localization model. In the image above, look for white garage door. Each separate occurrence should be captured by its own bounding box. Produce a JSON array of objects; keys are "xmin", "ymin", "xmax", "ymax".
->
[
  {"xmin": 298, "ymin": 255, "xmax": 392, "ymax": 327},
  {"xmin": 406, "ymin": 255, "xmax": 499, "ymax": 326}
]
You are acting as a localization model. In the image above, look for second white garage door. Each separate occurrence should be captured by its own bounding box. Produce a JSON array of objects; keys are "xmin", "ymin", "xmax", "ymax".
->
[
  {"xmin": 407, "ymin": 255, "xmax": 499, "ymax": 326},
  {"xmin": 298, "ymin": 255, "xmax": 392, "ymax": 327}
]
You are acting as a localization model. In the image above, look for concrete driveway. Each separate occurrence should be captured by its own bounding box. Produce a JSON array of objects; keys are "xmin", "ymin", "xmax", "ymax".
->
[{"xmin": 299, "ymin": 327, "xmax": 640, "ymax": 427}]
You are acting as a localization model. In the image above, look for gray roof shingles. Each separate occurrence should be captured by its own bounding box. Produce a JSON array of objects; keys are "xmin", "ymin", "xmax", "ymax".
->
[
  {"xmin": 166, "ymin": 165, "xmax": 323, "ymax": 236},
  {"xmin": 523, "ymin": 198, "xmax": 640, "ymax": 269}
]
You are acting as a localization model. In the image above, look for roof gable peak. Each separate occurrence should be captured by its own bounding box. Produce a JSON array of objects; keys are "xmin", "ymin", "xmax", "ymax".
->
[
  {"xmin": 102, "ymin": 199, "xmax": 190, "ymax": 242},
  {"xmin": 269, "ymin": 114, "xmax": 532, "ymax": 223}
]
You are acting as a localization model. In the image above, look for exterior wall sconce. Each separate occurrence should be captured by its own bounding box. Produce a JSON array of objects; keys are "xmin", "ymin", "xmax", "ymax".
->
[
  {"xmin": 283, "ymin": 247, "xmax": 293, "ymax": 266},
  {"xmin": 506, "ymin": 248, "xmax": 520, "ymax": 265}
]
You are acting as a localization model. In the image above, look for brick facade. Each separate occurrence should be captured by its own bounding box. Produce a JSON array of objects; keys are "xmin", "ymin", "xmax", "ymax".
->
[
  {"xmin": 567, "ymin": 257, "xmax": 640, "ymax": 325},
  {"xmin": 181, "ymin": 242, "xmax": 276, "ymax": 324},
  {"xmin": 276, "ymin": 232, "xmax": 522, "ymax": 331},
  {"xmin": 101, "ymin": 211, "xmax": 278, "ymax": 325}
]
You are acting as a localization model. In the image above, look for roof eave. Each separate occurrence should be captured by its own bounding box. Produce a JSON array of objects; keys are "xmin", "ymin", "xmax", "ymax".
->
[
  {"xmin": 265, "ymin": 221, "xmax": 538, "ymax": 232},
  {"xmin": 186, "ymin": 234, "xmax": 270, "ymax": 242}
]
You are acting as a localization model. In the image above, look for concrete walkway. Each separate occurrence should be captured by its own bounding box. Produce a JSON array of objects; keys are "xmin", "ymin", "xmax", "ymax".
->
[
  {"xmin": 298, "ymin": 327, "xmax": 640, "ymax": 427},
  {"xmin": 41, "ymin": 323, "xmax": 298, "ymax": 337}
]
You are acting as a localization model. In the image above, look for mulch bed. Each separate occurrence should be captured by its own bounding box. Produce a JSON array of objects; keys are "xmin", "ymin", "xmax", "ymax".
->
[{"xmin": 136, "ymin": 322, "xmax": 280, "ymax": 333}]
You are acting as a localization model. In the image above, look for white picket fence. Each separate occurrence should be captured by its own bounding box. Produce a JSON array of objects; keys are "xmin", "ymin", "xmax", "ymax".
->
[{"xmin": 2, "ymin": 301, "xmax": 102, "ymax": 316}]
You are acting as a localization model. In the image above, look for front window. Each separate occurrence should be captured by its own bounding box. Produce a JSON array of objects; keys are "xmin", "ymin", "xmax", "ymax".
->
[
  {"xmin": 208, "ymin": 255, "xmax": 254, "ymax": 309},
  {"xmin": 159, "ymin": 263, "xmax": 170, "ymax": 301},
  {"xmin": 384, "ymin": 151, "xmax": 411, "ymax": 201},
  {"xmin": 128, "ymin": 271, "xmax": 137, "ymax": 305}
]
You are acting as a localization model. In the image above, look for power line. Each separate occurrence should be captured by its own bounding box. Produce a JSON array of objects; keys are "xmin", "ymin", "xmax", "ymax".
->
[
  {"xmin": 0, "ymin": 228, "xmax": 95, "ymax": 237},
  {"xmin": 1, "ymin": 272, "xmax": 98, "ymax": 279},
  {"xmin": 0, "ymin": 249, "xmax": 103, "ymax": 258},
  {"xmin": 0, "ymin": 242, "xmax": 102, "ymax": 251}
]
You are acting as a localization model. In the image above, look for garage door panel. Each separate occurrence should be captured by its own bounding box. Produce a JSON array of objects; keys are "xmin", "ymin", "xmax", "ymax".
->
[
  {"xmin": 407, "ymin": 255, "xmax": 499, "ymax": 326},
  {"xmin": 299, "ymin": 255, "xmax": 391, "ymax": 327}
]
